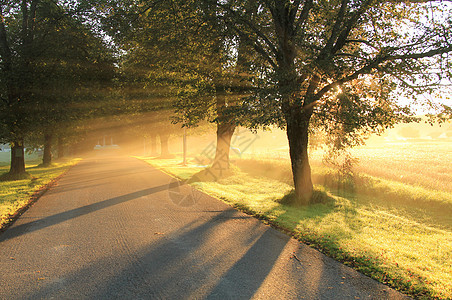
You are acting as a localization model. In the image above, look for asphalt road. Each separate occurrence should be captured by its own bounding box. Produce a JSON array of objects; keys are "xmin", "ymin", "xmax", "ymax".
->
[{"xmin": 0, "ymin": 155, "xmax": 409, "ymax": 299}]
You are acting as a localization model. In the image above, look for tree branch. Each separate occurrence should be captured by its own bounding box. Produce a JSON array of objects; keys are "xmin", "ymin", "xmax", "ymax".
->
[
  {"xmin": 393, "ymin": 74, "xmax": 442, "ymax": 91},
  {"xmin": 231, "ymin": 26, "xmax": 277, "ymax": 70},
  {"xmin": 323, "ymin": 0, "xmax": 349, "ymax": 56},
  {"xmin": 331, "ymin": 0, "xmax": 374, "ymax": 55},
  {"xmin": 314, "ymin": 42, "xmax": 452, "ymax": 102},
  {"xmin": 333, "ymin": 52, "xmax": 369, "ymax": 61},
  {"xmin": 217, "ymin": 1, "xmax": 278, "ymax": 56},
  {"xmin": 344, "ymin": 39, "xmax": 378, "ymax": 49},
  {"xmin": 389, "ymin": 45, "xmax": 452, "ymax": 61},
  {"xmin": 288, "ymin": 0, "xmax": 302, "ymax": 25},
  {"xmin": 294, "ymin": 0, "xmax": 313, "ymax": 34}
]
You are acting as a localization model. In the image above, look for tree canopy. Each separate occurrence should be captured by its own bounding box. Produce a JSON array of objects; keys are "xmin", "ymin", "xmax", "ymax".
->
[
  {"xmin": 194, "ymin": 0, "xmax": 452, "ymax": 203},
  {"xmin": 1, "ymin": 0, "xmax": 451, "ymax": 203}
]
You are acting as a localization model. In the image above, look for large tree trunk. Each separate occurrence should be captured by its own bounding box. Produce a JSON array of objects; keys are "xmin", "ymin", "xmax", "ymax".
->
[
  {"xmin": 42, "ymin": 132, "xmax": 53, "ymax": 166},
  {"xmin": 9, "ymin": 139, "xmax": 26, "ymax": 175},
  {"xmin": 286, "ymin": 112, "xmax": 313, "ymax": 205},
  {"xmin": 159, "ymin": 133, "xmax": 170, "ymax": 157},
  {"xmin": 211, "ymin": 121, "xmax": 236, "ymax": 175},
  {"xmin": 211, "ymin": 84, "xmax": 237, "ymax": 175}
]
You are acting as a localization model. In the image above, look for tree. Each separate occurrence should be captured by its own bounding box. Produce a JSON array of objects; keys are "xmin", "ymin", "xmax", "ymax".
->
[
  {"xmin": 205, "ymin": 0, "xmax": 452, "ymax": 204},
  {"xmin": 99, "ymin": 0, "xmax": 253, "ymax": 172},
  {"xmin": 0, "ymin": 0, "xmax": 116, "ymax": 172},
  {"xmin": 32, "ymin": 7, "xmax": 116, "ymax": 166},
  {"xmin": 0, "ymin": 0, "xmax": 40, "ymax": 177}
]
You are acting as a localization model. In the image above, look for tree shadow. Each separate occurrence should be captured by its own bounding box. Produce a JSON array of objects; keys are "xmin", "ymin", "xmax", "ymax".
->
[
  {"xmin": 1, "ymin": 164, "xmax": 406, "ymax": 299},
  {"xmin": 0, "ymin": 171, "xmax": 32, "ymax": 181},
  {"xmin": 23, "ymin": 209, "xmax": 290, "ymax": 299},
  {"xmin": 47, "ymin": 169, "xmax": 151, "ymax": 195},
  {"xmin": 279, "ymin": 189, "xmax": 335, "ymax": 206},
  {"xmin": 16, "ymin": 206, "xmax": 402, "ymax": 300},
  {"xmin": 187, "ymin": 167, "xmax": 234, "ymax": 183},
  {"xmin": 265, "ymin": 188, "xmax": 363, "ymax": 249},
  {"xmin": 0, "ymin": 183, "xmax": 174, "ymax": 243}
]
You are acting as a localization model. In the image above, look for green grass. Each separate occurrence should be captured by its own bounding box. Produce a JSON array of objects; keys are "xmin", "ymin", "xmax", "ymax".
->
[
  {"xmin": 0, "ymin": 157, "xmax": 81, "ymax": 229},
  {"xmin": 136, "ymin": 152, "xmax": 452, "ymax": 300}
]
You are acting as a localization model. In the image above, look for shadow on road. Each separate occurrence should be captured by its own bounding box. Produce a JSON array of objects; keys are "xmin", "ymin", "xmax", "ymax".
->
[
  {"xmin": 22, "ymin": 209, "xmax": 289, "ymax": 299},
  {"xmin": 0, "ymin": 183, "xmax": 175, "ymax": 243}
]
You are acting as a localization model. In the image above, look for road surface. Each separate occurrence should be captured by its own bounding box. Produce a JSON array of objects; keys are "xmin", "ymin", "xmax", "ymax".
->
[{"xmin": 0, "ymin": 155, "xmax": 409, "ymax": 299}]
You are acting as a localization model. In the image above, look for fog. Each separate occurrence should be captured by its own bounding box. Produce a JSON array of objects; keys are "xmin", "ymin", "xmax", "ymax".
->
[{"xmin": 55, "ymin": 110, "xmax": 448, "ymax": 194}]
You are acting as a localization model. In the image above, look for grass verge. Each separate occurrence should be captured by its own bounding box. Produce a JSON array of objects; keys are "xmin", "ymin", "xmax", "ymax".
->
[
  {"xmin": 0, "ymin": 158, "xmax": 81, "ymax": 230},
  {"xmin": 136, "ymin": 155, "xmax": 452, "ymax": 300}
]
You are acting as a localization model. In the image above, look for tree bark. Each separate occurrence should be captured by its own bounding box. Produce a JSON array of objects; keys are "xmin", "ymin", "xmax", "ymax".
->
[
  {"xmin": 159, "ymin": 133, "xmax": 170, "ymax": 157},
  {"xmin": 42, "ymin": 132, "xmax": 53, "ymax": 166},
  {"xmin": 9, "ymin": 139, "xmax": 26, "ymax": 175},
  {"xmin": 286, "ymin": 110, "xmax": 313, "ymax": 205},
  {"xmin": 211, "ymin": 121, "xmax": 236, "ymax": 175}
]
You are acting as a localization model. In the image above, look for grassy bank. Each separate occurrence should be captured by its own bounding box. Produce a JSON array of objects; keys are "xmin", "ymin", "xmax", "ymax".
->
[
  {"xmin": 136, "ymin": 154, "xmax": 452, "ymax": 299},
  {"xmin": 0, "ymin": 158, "xmax": 81, "ymax": 229}
]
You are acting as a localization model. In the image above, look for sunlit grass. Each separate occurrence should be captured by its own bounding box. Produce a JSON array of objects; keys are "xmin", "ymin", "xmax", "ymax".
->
[
  {"xmin": 137, "ymin": 151, "xmax": 452, "ymax": 299},
  {"xmin": 0, "ymin": 158, "xmax": 81, "ymax": 229},
  {"xmin": 351, "ymin": 142, "xmax": 452, "ymax": 192}
]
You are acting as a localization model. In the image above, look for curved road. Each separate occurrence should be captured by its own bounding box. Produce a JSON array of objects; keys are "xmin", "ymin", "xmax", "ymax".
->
[{"xmin": 0, "ymin": 155, "xmax": 409, "ymax": 299}]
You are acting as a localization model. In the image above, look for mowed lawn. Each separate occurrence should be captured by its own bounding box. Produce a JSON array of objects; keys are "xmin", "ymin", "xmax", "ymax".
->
[
  {"xmin": 136, "ymin": 140, "xmax": 452, "ymax": 299},
  {"xmin": 0, "ymin": 152, "xmax": 80, "ymax": 228}
]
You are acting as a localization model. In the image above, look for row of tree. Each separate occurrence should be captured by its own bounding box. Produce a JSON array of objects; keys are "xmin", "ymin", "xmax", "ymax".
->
[
  {"xmin": 100, "ymin": 0, "xmax": 452, "ymax": 204},
  {"xmin": 0, "ymin": 0, "xmax": 118, "ymax": 177},
  {"xmin": 0, "ymin": 1, "xmax": 185, "ymax": 177},
  {"xmin": 1, "ymin": 0, "xmax": 451, "ymax": 205}
]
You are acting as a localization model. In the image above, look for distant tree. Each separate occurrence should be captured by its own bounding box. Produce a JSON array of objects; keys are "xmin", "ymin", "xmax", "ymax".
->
[
  {"xmin": 116, "ymin": 46, "xmax": 180, "ymax": 157},
  {"xmin": 204, "ymin": 0, "xmax": 452, "ymax": 204}
]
